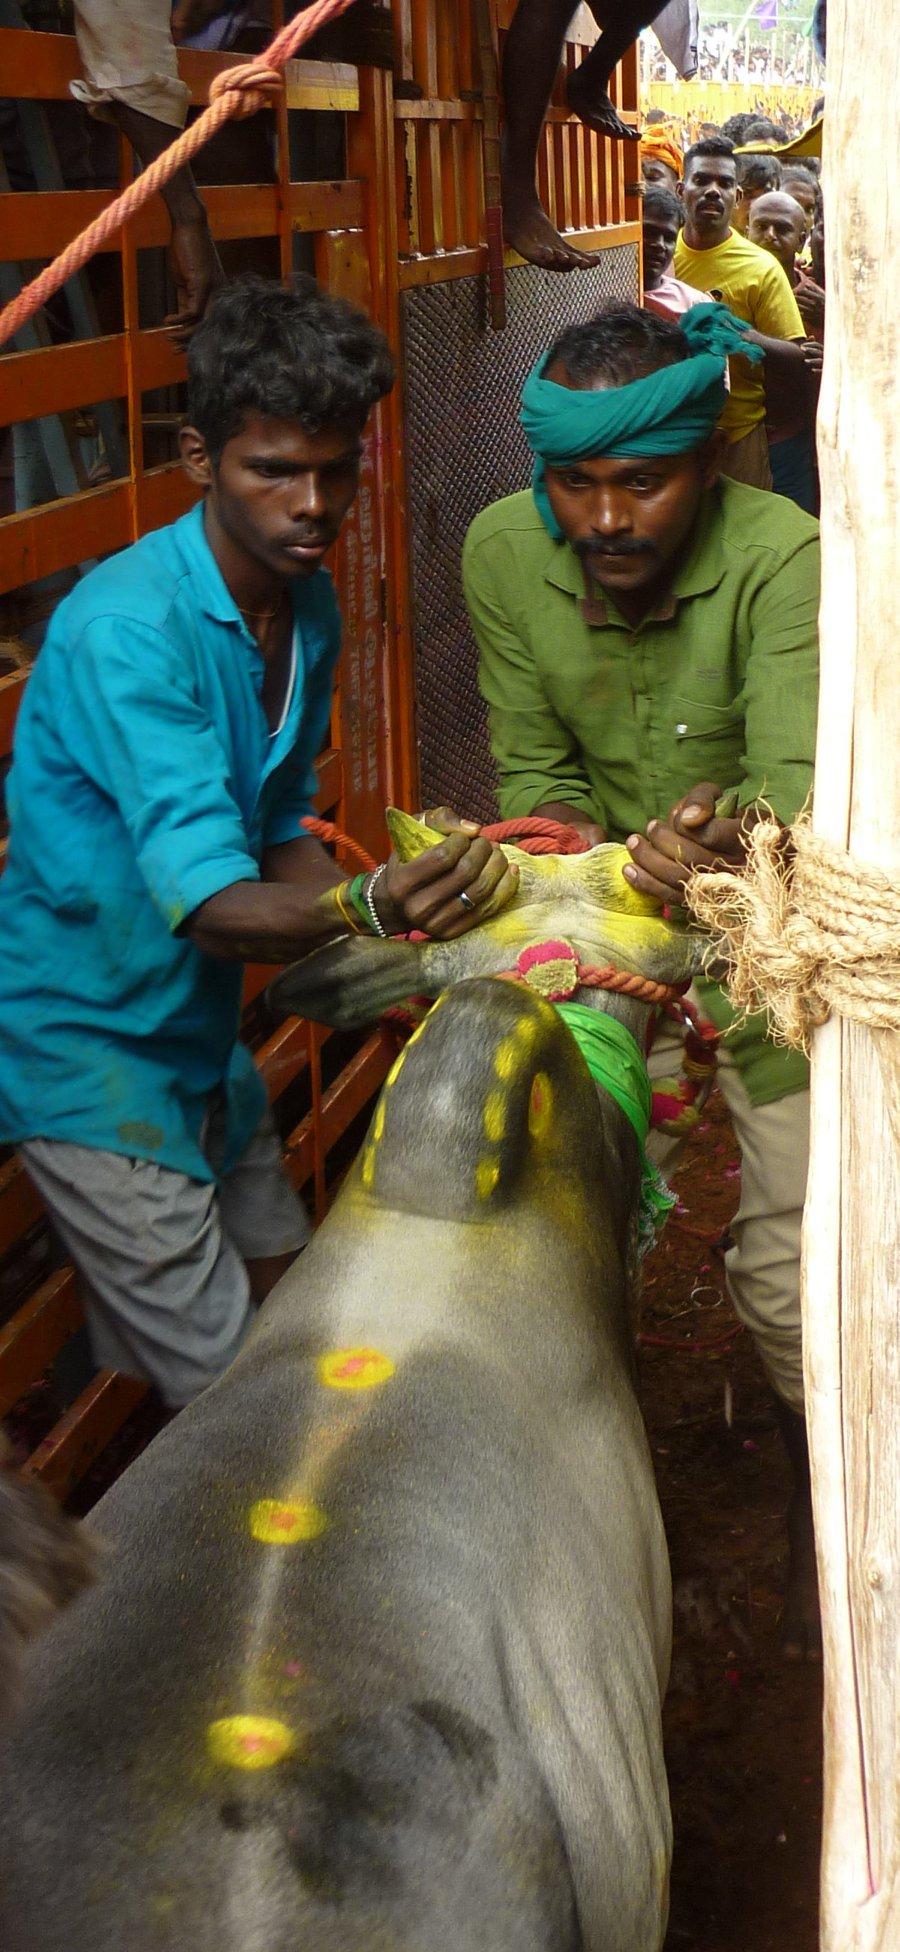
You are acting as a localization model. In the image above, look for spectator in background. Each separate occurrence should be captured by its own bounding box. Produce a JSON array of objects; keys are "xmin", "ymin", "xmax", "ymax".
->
[
  {"xmin": 640, "ymin": 123, "xmax": 683, "ymax": 190},
  {"xmin": 732, "ymin": 151, "xmax": 781, "ymax": 234},
  {"xmin": 720, "ymin": 111, "xmax": 758, "ymax": 146},
  {"xmin": 641, "ymin": 186, "xmax": 708, "ymax": 319},
  {"xmin": 749, "ymin": 185, "xmax": 825, "ymax": 341},
  {"xmin": 674, "ymin": 137, "xmax": 807, "ymax": 489},
  {"xmin": 780, "ymin": 163, "xmax": 821, "ymax": 234},
  {"xmin": 747, "ymin": 191, "xmax": 820, "ymax": 513},
  {"xmin": 71, "ymin": 0, "xmax": 222, "ymax": 338}
]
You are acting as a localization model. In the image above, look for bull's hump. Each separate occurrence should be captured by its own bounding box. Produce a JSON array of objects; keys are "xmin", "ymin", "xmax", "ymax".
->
[{"xmin": 353, "ymin": 979, "xmax": 602, "ymax": 1225}]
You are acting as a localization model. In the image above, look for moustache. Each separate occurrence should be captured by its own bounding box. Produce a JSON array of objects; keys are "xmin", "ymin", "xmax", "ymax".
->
[{"xmin": 575, "ymin": 537, "xmax": 656, "ymax": 562}]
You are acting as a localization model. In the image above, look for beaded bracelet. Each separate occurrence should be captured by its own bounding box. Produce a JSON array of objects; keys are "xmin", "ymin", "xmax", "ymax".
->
[{"xmin": 364, "ymin": 863, "xmax": 390, "ymax": 938}]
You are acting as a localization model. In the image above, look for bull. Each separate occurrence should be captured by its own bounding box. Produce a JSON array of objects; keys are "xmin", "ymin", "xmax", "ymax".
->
[{"xmin": 0, "ymin": 819, "xmax": 703, "ymax": 1952}]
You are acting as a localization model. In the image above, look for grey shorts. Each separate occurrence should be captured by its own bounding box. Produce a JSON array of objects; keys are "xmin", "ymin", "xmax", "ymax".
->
[{"xmin": 21, "ymin": 1101, "xmax": 309, "ymax": 1409}]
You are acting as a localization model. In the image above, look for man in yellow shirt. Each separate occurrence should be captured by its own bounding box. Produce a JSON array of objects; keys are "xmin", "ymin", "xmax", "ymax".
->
[{"xmin": 674, "ymin": 136, "xmax": 807, "ymax": 489}]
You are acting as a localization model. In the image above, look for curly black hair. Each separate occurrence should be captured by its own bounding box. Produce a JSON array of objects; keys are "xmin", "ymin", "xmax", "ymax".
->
[
  {"xmin": 186, "ymin": 275, "xmax": 395, "ymax": 458},
  {"xmin": 544, "ymin": 302, "xmax": 689, "ymax": 389}
]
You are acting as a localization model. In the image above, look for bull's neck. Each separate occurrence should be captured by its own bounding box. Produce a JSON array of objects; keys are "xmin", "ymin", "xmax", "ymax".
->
[{"xmin": 577, "ymin": 988, "xmax": 652, "ymax": 1049}]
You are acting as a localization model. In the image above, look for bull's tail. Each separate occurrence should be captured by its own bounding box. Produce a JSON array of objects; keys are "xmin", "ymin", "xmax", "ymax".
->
[{"xmin": 0, "ymin": 1439, "xmax": 96, "ymax": 1722}]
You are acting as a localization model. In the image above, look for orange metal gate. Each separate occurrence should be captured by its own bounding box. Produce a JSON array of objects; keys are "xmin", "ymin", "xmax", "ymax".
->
[{"xmin": 0, "ymin": 0, "xmax": 638, "ymax": 1497}]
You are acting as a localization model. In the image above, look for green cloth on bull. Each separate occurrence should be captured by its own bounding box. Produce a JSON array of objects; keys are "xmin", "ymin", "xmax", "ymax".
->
[
  {"xmin": 520, "ymin": 303, "xmax": 765, "ymax": 539},
  {"xmin": 556, "ymin": 1003, "xmax": 676, "ymax": 1255}
]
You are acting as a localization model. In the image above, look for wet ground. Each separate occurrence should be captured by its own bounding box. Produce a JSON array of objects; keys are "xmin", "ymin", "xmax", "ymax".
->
[{"xmin": 642, "ymin": 1089, "xmax": 821, "ymax": 1952}]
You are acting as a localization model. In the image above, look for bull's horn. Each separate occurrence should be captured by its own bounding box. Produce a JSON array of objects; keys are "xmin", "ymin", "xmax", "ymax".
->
[{"xmin": 385, "ymin": 808, "xmax": 450, "ymax": 862}]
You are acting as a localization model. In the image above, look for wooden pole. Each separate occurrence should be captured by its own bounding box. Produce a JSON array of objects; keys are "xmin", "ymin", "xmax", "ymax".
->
[{"xmin": 806, "ymin": 5, "xmax": 900, "ymax": 1947}]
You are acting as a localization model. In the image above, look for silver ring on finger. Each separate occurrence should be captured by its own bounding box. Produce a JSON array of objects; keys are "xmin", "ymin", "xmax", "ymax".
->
[{"xmin": 458, "ymin": 889, "xmax": 476, "ymax": 912}]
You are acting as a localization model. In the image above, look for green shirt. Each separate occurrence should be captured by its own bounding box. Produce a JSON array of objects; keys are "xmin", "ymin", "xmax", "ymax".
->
[{"xmin": 463, "ymin": 478, "xmax": 819, "ymax": 1103}]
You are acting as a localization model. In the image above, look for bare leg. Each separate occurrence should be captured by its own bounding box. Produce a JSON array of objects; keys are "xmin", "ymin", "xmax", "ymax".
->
[
  {"xmin": 565, "ymin": 0, "xmax": 660, "ymax": 139},
  {"xmin": 501, "ymin": 0, "xmax": 604, "ymax": 269},
  {"xmin": 773, "ymin": 1398, "xmax": 822, "ymax": 1664}
]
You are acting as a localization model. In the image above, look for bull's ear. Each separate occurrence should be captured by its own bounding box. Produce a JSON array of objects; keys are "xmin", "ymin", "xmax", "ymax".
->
[
  {"xmin": 267, "ymin": 935, "xmax": 426, "ymax": 1031},
  {"xmin": 385, "ymin": 808, "xmax": 448, "ymax": 863}
]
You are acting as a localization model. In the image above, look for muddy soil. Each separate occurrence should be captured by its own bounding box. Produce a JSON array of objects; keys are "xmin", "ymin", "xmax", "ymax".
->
[{"xmin": 642, "ymin": 1088, "xmax": 822, "ymax": 1952}]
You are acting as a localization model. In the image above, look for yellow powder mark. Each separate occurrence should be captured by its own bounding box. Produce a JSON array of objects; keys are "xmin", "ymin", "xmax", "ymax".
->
[
  {"xmin": 317, "ymin": 1346, "xmax": 396, "ymax": 1391},
  {"xmin": 483, "ymin": 1091, "xmax": 506, "ymax": 1144},
  {"xmin": 528, "ymin": 1071, "xmax": 553, "ymax": 1139},
  {"xmin": 206, "ymin": 1715, "xmax": 296, "ymax": 1771},
  {"xmin": 249, "ymin": 1498, "xmax": 327, "ymax": 1545},
  {"xmin": 361, "ymin": 1147, "xmax": 376, "ymax": 1190},
  {"xmin": 372, "ymin": 1099, "xmax": 386, "ymax": 1143},
  {"xmin": 494, "ymin": 1037, "xmax": 520, "ymax": 1081},
  {"xmin": 384, "ymin": 1047, "xmax": 408, "ymax": 1090},
  {"xmin": 515, "ymin": 1018, "xmax": 538, "ymax": 1053},
  {"xmin": 475, "ymin": 1158, "xmax": 500, "ymax": 1201}
]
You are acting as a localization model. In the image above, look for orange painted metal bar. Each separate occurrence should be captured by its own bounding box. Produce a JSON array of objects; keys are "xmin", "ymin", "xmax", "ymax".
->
[
  {"xmin": 22, "ymin": 1371, "xmax": 149, "ymax": 1501},
  {"xmin": 0, "ymin": 1270, "xmax": 81, "ymax": 1420}
]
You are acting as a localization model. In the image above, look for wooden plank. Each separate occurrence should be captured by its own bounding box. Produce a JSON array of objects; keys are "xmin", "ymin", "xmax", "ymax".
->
[
  {"xmin": 0, "ymin": 1153, "xmax": 43, "ymax": 1260},
  {"xmin": 397, "ymin": 221, "xmax": 640, "ymax": 286},
  {"xmin": 22, "ymin": 1371, "xmax": 149, "ymax": 1503},
  {"xmin": 0, "ymin": 1269, "xmax": 81, "ymax": 1419},
  {"xmin": 803, "ymin": 5, "xmax": 900, "ymax": 1944},
  {"xmin": 394, "ymin": 98, "xmax": 480, "ymax": 121},
  {"xmin": 256, "ymin": 1017, "xmax": 311, "ymax": 1101},
  {"xmin": 0, "ymin": 29, "xmax": 359, "ymax": 112},
  {"xmin": 286, "ymin": 181, "xmax": 365, "ymax": 233},
  {"xmin": 285, "ymin": 1029, "xmax": 395, "ymax": 1187},
  {"xmin": 0, "ymin": 479, "xmax": 130, "ymax": 597},
  {"xmin": 0, "ymin": 335, "xmax": 126, "ymax": 424},
  {"xmin": 0, "ymin": 182, "xmax": 360, "ymax": 265},
  {"xmin": 0, "ymin": 669, "xmax": 27, "ymax": 762}
]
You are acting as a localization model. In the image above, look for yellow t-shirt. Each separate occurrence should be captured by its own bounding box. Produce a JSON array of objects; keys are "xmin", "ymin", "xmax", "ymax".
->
[{"xmin": 673, "ymin": 229, "xmax": 805, "ymax": 444}]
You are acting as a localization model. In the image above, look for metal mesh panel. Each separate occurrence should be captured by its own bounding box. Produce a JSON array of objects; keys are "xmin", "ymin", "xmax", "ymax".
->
[{"xmin": 401, "ymin": 246, "xmax": 639, "ymax": 820}]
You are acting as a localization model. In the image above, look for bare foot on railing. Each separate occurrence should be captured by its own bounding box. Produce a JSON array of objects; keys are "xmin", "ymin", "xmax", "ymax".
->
[
  {"xmin": 564, "ymin": 65, "xmax": 639, "ymax": 140},
  {"xmin": 502, "ymin": 189, "xmax": 602, "ymax": 271}
]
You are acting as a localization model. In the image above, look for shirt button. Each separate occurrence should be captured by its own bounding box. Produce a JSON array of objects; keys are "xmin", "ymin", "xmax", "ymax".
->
[{"xmin": 675, "ymin": 721, "xmax": 688, "ymax": 736}]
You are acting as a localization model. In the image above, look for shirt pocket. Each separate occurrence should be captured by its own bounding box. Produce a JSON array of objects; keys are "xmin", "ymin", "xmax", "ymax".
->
[{"xmin": 668, "ymin": 698, "xmax": 745, "ymax": 793}]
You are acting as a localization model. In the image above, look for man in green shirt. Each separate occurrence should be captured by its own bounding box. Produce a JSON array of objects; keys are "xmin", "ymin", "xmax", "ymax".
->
[{"xmin": 463, "ymin": 302, "xmax": 820, "ymax": 1659}]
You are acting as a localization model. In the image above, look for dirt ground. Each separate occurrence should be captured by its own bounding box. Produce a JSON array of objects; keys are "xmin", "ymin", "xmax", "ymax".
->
[{"xmin": 642, "ymin": 1088, "xmax": 822, "ymax": 1952}]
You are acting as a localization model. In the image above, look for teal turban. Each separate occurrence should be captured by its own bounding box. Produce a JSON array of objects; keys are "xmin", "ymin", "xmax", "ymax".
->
[{"xmin": 520, "ymin": 303, "xmax": 765, "ymax": 538}]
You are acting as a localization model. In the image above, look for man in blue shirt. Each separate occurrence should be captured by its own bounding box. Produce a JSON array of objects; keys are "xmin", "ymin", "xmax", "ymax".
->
[{"xmin": 0, "ymin": 277, "xmax": 515, "ymax": 1407}]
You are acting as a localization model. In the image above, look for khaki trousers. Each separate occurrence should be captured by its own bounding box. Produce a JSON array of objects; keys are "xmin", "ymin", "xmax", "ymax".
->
[
  {"xmin": 718, "ymin": 421, "xmax": 774, "ymax": 491},
  {"xmin": 647, "ymin": 1011, "xmax": 808, "ymax": 1413}
]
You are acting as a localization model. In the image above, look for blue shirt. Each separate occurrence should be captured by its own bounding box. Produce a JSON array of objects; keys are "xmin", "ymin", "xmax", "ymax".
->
[{"xmin": 0, "ymin": 501, "xmax": 341, "ymax": 1180}]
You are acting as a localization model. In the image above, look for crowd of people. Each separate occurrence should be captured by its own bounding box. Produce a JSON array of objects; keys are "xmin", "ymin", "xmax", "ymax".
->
[{"xmin": 640, "ymin": 116, "xmax": 825, "ymax": 511}]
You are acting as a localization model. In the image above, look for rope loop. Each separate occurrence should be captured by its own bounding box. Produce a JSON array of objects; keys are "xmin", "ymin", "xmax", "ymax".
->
[{"xmin": 208, "ymin": 63, "xmax": 284, "ymax": 118}]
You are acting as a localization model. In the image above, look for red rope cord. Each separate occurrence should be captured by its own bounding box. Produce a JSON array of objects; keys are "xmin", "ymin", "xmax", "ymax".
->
[
  {"xmin": 0, "ymin": 0, "xmax": 359, "ymax": 352},
  {"xmin": 300, "ymin": 815, "xmax": 377, "ymax": 872}
]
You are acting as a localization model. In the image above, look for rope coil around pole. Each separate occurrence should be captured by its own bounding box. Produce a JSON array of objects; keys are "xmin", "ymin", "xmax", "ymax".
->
[
  {"xmin": 0, "ymin": 0, "xmax": 359, "ymax": 353},
  {"xmin": 685, "ymin": 816, "xmax": 900, "ymax": 1049}
]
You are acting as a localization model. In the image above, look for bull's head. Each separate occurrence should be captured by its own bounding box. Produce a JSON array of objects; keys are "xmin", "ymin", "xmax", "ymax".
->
[{"xmin": 269, "ymin": 810, "xmax": 706, "ymax": 1031}]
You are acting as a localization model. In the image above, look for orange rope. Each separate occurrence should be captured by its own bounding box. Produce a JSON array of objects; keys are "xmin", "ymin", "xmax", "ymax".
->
[
  {"xmin": 0, "ymin": 1, "xmax": 359, "ymax": 353},
  {"xmin": 300, "ymin": 814, "xmax": 377, "ymax": 872}
]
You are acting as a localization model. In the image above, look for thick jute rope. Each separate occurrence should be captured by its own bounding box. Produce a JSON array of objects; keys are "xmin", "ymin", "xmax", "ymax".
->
[
  {"xmin": 0, "ymin": 0, "xmax": 358, "ymax": 353},
  {"xmin": 685, "ymin": 816, "xmax": 900, "ymax": 1051}
]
